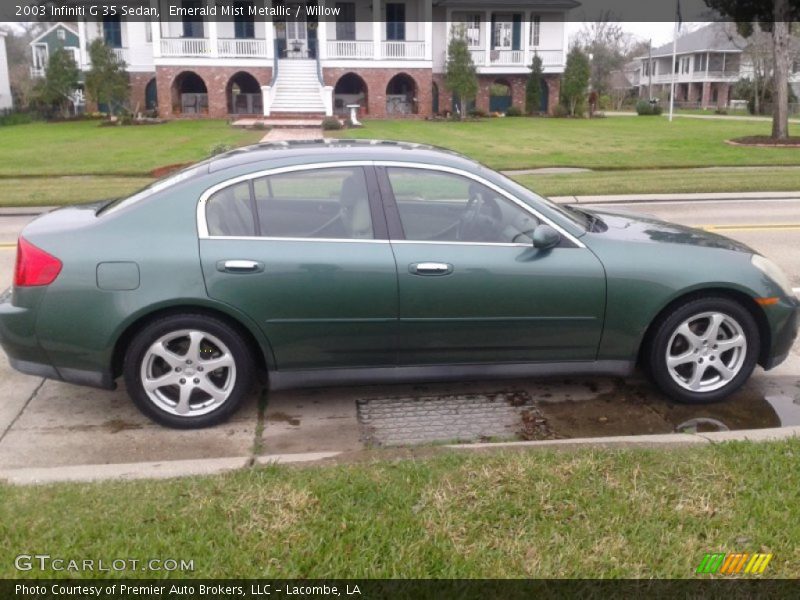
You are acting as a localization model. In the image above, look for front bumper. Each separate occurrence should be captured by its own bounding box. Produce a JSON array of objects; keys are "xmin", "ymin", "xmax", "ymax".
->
[{"xmin": 762, "ymin": 295, "xmax": 800, "ymax": 370}]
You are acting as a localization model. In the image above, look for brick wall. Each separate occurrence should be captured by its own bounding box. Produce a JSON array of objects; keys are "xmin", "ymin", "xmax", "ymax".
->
[
  {"xmin": 432, "ymin": 73, "xmax": 560, "ymax": 116},
  {"xmin": 155, "ymin": 66, "xmax": 272, "ymax": 118},
  {"xmin": 323, "ymin": 67, "xmax": 433, "ymax": 119},
  {"xmin": 128, "ymin": 72, "xmax": 155, "ymax": 114}
]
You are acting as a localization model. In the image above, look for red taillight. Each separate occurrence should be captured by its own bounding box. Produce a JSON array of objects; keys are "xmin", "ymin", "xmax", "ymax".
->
[{"xmin": 14, "ymin": 237, "xmax": 62, "ymax": 287}]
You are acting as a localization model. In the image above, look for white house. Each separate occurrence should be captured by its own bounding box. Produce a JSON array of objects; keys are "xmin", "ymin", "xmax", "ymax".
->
[
  {"xmin": 30, "ymin": 1, "xmax": 577, "ymax": 118},
  {"xmin": 0, "ymin": 31, "xmax": 13, "ymax": 111}
]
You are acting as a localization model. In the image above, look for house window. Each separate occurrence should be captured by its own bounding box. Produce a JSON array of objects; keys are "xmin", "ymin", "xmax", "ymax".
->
[
  {"xmin": 465, "ymin": 14, "xmax": 481, "ymax": 48},
  {"xmin": 681, "ymin": 56, "xmax": 691, "ymax": 74},
  {"xmin": 182, "ymin": 0, "xmax": 205, "ymax": 38},
  {"xmin": 493, "ymin": 16, "xmax": 513, "ymax": 49},
  {"xmin": 103, "ymin": 16, "xmax": 123, "ymax": 48},
  {"xmin": 32, "ymin": 43, "xmax": 48, "ymax": 71},
  {"xmin": 234, "ymin": 0, "xmax": 255, "ymax": 39},
  {"xmin": 335, "ymin": 2, "xmax": 356, "ymax": 41},
  {"xmin": 530, "ymin": 15, "xmax": 540, "ymax": 47},
  {"xmin": 386, "ymin": 3, "xmax": 406, "ymax": 41},
  {"xmin": 694, "ymin": 53, "xmax": 706, "ymax": 71},
  {"xmin": 57, "ymin": 28, "xmax": 66, "ymax": 40}
]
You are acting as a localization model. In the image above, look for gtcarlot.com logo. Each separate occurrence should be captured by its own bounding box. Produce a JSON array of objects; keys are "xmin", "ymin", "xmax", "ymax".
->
[
  {"xmin": 14, "ymin": 554, "xmax": 195, "ymax": 572},
  {"xmin": 696, "ymin": 552, "xmax": 773, "ymax": 575}
]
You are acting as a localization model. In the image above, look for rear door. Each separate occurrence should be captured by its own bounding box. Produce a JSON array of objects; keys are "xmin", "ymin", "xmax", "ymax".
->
[
  {"xmin": 199, "ymin": 164, "xmax": 398, "ymax": 370},
  {"xmin": 377, "ymin": 164, "xmax": 607, "ymax": 366}
]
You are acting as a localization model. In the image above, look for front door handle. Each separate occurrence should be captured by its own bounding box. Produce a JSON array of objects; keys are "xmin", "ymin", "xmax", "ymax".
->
[
  {"xmin": 410, "ymin": 262, "xmax": 453, "ymax": 276},
  {"xmin": 217, "ymin": 260, "xmax": 264, "ymax": 274}
]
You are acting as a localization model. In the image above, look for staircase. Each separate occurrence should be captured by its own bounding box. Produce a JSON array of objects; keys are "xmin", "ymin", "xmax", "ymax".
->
[{"xmin": 268, "ymin": 59, "xmax": 326, "ymax": 116}]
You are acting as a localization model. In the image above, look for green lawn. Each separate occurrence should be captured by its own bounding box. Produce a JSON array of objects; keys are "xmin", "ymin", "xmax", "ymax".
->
[
  {"xmin": 0, "ymin": 120, "xmax": 263, "ymax": 177},
  {"xmin": 515, "ymin": 167, "xmax": 800, "ymax": 197},
  {"xmin": 338, "ymin": 117, "xmax": 800, "ymax": 170},
  {"xmin": 0, "ymin": 176, "xmax": 153, "ymax": 206},
  {"xmin": 2, "ymin": 439, "xmax": 799, "ymax": 578}
]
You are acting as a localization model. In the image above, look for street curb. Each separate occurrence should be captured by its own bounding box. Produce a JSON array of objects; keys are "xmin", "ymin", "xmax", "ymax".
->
[
  {"xmin": 447, "ymin": 426, "xmax": 800, "ymax": 452},
  {"xmin": 0, "ymin": 451, "xmax": 341, "ymax": 485},
  {"xmin": 549, "ymin": 191, "xmax": 800, "ymax": 205}
]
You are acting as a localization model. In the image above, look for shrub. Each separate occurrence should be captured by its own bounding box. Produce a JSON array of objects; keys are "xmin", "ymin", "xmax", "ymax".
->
[
  {"xmin": 714, "ymin": 108, "xmax": 728, "ymax": 115},
  {"xmin": 636, "ymin": 100, "xmax": 663, "ymax": 116},
  {"xmin": 0, "ymin": 112, "xmax": 35, "ymax": 127},
  {"xmin": 208, "ymin": 143, "xmax": 234, "ymax": 156},
  {"xmin": 321, "ymin": 117, "xmax": 343, "ymax": 130},
  {"xmin": 468, "ymin": 108, "xmax": 488, "ymax": 118},
  {"xmin": 552, "ymin": 104, "xmax": 570, "ymax": 118},
  {"xmin": 505, "ymin": 106, "xmax": 523, "ymax": 117}
]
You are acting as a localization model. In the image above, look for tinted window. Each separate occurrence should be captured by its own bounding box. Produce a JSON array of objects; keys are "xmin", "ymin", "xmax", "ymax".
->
[
  {"xmin": 252, "ymin": 167, "xmax": 373, "ymax": 239},
  {"xmin": 387, "ymin": 168, "xmax": 539, "ymax": 243},
  {"xmin": 206, "ymin": 182, "xmax": 256, "ymax": 237}
]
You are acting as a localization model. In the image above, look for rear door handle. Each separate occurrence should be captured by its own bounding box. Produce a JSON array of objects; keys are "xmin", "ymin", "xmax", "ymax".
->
[
  {"xmin": 409, "ymin": 262, "xmax": 453, "ymax": 276},
  {"xmin": 217, "ymin": 260, "xmax": 264, "ymax": 274}
]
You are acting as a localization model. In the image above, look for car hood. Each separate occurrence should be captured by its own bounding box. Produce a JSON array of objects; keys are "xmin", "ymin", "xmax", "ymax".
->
[{"xmin": 585, "ymin": 207, "xmax": 755, "ymax": 254}]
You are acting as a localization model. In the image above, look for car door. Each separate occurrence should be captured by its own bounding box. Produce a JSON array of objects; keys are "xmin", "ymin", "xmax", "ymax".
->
[
  {"xmin": 199, "ymin": 164, "xmax": 398, "ymax": 370},
  {"xmin": 377, "ymin": 164, "xmax": 606, "ymax": 365}
]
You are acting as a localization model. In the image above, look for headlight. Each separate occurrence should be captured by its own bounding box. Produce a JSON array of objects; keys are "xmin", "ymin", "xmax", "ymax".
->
[{"xmin": 751, "ymin": 254, "xmax": 794, "ymax": 296}]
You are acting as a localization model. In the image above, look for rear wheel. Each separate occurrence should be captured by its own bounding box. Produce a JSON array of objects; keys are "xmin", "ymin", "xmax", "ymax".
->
[
  {"xmin": 647, "ymin": 297, "xmax": 759, "ymax": 404},
  {"xmin": 124, "ymin": 314, "xmax": 254, "ymax": 428}
]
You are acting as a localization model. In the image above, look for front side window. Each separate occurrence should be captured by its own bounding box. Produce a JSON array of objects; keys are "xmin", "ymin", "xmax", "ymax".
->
[
  {"xmin": 253, "ymin": 167, "xmax": 373, "ymax": 239},
  {"xmin": 387, "ymin": 168, "xmax": 540, "ymax": 244}
]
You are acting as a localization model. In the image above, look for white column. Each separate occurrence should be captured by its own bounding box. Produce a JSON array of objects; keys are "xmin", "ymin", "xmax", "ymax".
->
[
  {"xmin": 423, "ymin": 0, "xmax": 432, "ymax": 61},
  {"xmin": 520, "ymin": 11, "xmax": 529, "ymax": 65},
  {"xmin": 207, "ymin": 18, "xmax": 218, "ymax": 57},
  {"xmin": 265, "ymin": 0, "xmax": 274, "ymax": 59},
  {"xmin": 78, "ymin": 19, "xmax": 88, "ymax": 69},
  {"xmin": 484, "ymin": 11, "xmax": 491, "ymax": 66},
  {"xmin": 373, "ymin": 0, "xmax": 382, "ymax": 60},
  {"xmin": 151, "ymin": 1, "xmax": 162, "ymax": 58},
  {"xmin": 317, "ymin": 3, "xmax": 328, "ymax": 60}
]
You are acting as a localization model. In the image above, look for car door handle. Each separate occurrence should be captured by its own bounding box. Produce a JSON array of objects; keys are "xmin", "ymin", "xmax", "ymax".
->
[
  {"xmin": 410, "ymin": 262, "xmax": 454, "ymax": 276},
  {"xmin": 217, "ymin": 260, "xmax": 264, "ymax": 274}
]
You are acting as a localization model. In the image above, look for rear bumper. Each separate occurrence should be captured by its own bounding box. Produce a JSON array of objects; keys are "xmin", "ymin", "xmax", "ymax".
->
[{"xmin": 762, "ymin": 296, "xmax": 800, "ymax": 370}]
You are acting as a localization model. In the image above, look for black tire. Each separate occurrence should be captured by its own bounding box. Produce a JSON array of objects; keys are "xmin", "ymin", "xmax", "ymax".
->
[
  {"xmin": 646, "ymin": 296, "xmax": 759, "ymax": 404},
  {"xmin": 123, "ymin": 313, "xmax": 255, "ymax": 428}
]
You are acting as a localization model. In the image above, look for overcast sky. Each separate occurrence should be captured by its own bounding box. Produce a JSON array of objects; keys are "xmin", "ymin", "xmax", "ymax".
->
[{"xmin": 567, "ymin": 21, "xmax": 704, "ymax": 48}]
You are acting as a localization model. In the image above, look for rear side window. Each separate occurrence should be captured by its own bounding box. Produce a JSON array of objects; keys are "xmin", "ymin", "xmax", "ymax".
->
[
  {"xmin": 206, "ymin": 181, "xmax": 256, "ymax": 237},
  {"xmin": 252, "ymin": 167, "xmax": 373, "ymax": 239}
]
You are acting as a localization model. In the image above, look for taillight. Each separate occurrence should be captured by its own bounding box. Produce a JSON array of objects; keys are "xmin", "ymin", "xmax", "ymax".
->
[{"xmin": 14, "ymin": 237, "xmax": 62, "ymax": 287}]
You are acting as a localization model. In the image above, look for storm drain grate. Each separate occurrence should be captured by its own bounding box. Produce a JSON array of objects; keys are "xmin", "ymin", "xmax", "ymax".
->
[{"xmin": 357, "ymin": 390, "xmax": 549, "ymax": 447}]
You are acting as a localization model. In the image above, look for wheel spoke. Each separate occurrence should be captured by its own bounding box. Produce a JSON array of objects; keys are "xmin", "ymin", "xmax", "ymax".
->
[
  {"xmin": 715, "ymin": 362, "xmax": 736, "ymax": 382},
  {"xmin": 175, "ymin": 385, "xmax": 192, "ymax": 415},
  {"xmin": 144, "ymin": 371, "xmax": 181, "ymax": 393},
  {"xmin": 687, "ymin": 362, "xmax": 710, "ymax": 390},
  {"xmin": 197, "ymin": 379, "xmax": 228, "ymax": 404},
  {"xmin": 706, "ymin": 313, "xmax": 725, "ymax": 342},
  {"xmin": 151, "ymin": 344, "xmax": 184, "ymax": 369},
  {"xmin": 186, "ymin": 331, "xmax": 205, "ymax": 363},
  {"xmin": 200, "ymin": 353, "xmax": 234, "ymax": 372},
  {"xmin": 716, "ymin": 335, "xmax": 745, "ymax": 353},
  {"xmin": 668, "ymin": 350, "xmax": 696, "ymax": 368},
  {"xmin": 676, "ymin": 323, "xmax": 703, "ymax": 350}
]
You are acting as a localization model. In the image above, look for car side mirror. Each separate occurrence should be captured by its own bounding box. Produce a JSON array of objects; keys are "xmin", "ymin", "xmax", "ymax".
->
[{"xmin": 532, "ymin": 224, "xmax": 561, "ymax": 249}]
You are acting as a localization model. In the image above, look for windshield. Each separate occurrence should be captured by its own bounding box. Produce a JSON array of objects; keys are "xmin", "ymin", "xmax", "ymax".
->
[
  {"xmin": 100, "ymin": 164, "xmax": 207, "ymax": 216},
  {"xmin": 492, "ymin": 171, "xmax": 591, "ymax": 231}
]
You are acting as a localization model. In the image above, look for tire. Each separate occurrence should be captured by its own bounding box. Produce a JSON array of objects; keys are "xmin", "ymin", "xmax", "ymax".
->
[
  {"xmin": 646, "ymin": 296, "xmax": 759, "ymax": 404},
  {"xmin": 123, "ymin": 313, "xmax": 255, "ymax": 428}
]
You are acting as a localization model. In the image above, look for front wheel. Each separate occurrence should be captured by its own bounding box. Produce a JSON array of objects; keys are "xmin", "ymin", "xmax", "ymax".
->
[
  {"xmin": 647, "ymin": 297, "xmax": 760, "ymax": 404},
  {"xmin": 123, "ymin": 314, "xmax": 255, "ymax": 428}
]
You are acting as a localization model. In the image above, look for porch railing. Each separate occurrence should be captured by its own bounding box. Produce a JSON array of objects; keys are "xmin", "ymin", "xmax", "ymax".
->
[
  {"xmin": 218, "ymin": 38, "xmax": 267, "ymax": 58},
  {"xmin": 160, "ymin": 38, "xmax": 210, "ymax": 57},
  {"xmin": 382, "ymin": 41, "xmax": 425, "ymax": 59},
  {"xmin": 112, "ymin": 47, "xmax": 129, "ymax": 64},
  {"xmin": 490, "ymin": 50, "xmax": 524, "ymax": 65},
  {"xmin": 327, "ymin": 40, "xmax": 373, "ymax": 59}
]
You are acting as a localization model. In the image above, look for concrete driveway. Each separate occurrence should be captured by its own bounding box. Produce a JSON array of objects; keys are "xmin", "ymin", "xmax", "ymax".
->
[{"xmin": 1, "ymin": 198, "xmax": 799, "ymax": 478}]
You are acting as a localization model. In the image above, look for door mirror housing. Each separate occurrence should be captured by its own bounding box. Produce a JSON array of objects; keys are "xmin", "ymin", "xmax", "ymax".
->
[{"xmin": 532, "ymin": 224, "xmax": 561, "ymax": 249}]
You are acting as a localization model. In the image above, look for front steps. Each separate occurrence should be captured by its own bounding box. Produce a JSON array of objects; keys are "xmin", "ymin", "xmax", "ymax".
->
[{"xmin": 268, "ymin": 59, "xmax": 326, "ymax": 115}]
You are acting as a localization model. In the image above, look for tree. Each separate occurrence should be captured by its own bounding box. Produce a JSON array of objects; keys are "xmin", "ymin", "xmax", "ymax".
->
[
  {"xmin": 85, "ymin": 39, "xmax": 130, "ymax": 116},
  {"xmin": 561, "ymin": 46, "xmax": 590, "ymax": 116},
  {"xmin": 445, "ymin": 25, "xmax": 478, "ymax": 120},
  {"xmin": 525, "ymin": 53, "xmax": 544, "ymax": 114},
  {"xmin": 705, "ymin": 0, "xmax": 799, "ymax": 139},
  {"xmin": 574, "ymin": 16, "xmax": 634, "ymax": 95},
  {"xmin": 32, "ymin": 48, "xmax": 79, "ymax": 118}
]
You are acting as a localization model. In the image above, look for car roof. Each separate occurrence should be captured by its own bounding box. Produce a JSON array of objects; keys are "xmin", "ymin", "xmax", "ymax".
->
[{"xmin": 207, "ymin": 139, "xmax": 482, "ymax": 174}]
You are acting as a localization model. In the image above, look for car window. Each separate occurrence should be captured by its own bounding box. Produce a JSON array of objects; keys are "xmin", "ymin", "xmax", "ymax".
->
[
  {"xmin": 386, "ymin": 168, "xmax": 539, "ymax": 244},
  {"xmin": 206, "ymin": 181, "xmax": 256, "ymax": 237},
  {"xmin": 252, "ymin": 167, "xmax": 373, "ymax": 239}
]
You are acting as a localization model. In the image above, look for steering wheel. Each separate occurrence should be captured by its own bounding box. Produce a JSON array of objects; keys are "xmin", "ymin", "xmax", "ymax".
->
[{"xmin": 458, "ymin": 190, "xmax": 503, "ymax": 241}]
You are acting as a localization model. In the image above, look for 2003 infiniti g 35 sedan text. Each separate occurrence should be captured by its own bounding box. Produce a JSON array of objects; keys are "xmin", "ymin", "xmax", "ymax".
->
[{"xmin": 1, "ymin": 141, "xmax": 797, "ymax": 428}]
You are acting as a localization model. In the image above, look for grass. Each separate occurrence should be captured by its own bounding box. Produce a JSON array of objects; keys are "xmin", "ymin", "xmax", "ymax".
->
[
  {"xmin": 0, "ymin": 120, "xmax": 263, "ymax": 177},
  {"xmin": 0, "ymin": 176, "xmax": 153, "ymax": 206},
  {"xmin": 2, "ymin": 439, "xmax": 800, "ymax": 578},
  {"xmin": 514, "ymin": 167, "xmax": 800, "ymax": 197},
  {"xmin": 338, "ymin": 117, "xmax": 800, "ymax": 170}
]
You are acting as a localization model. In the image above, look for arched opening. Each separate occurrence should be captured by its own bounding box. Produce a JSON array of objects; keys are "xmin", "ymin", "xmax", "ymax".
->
[
  {"xmin": 145, "ymin": 78, "xmax": 158, "ymax": 112},
  {"xmin": 171, "ymin": 71, "xmax": 208, "ymax": 115},
  {"xmin": 540, "ymin": 78, "xmax": 549, "ymax": 113},
  {"xmin": 226, "ymin": 71, "xmax": 262, "ymax": 115},
  {"xmin": 489, "ymin": 78, "xmax": 512, "ymax": 113},
  {"xmin": 334, "ymin": 73, "xmax": 368, "ymax": 116},
  {"xmin": 431, "ymin": 82, "xmax": 439, "ymax": 115},
  {"xmin": 385, "ymin": 73, "xmax": 417, "ymax": 115}
]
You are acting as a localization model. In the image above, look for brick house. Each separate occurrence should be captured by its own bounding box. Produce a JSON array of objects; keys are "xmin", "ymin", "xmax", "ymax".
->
[{"xmin": 31, "ymin": 0, "xmax": 576, "ymax": 119}]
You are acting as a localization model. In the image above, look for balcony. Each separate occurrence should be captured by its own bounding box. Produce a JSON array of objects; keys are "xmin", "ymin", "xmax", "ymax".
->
[
  {"xmin": 160, "ymin": 38, "xmax": 211, "ymax": 57},
  {"xmin": 464, "ymin": 48, "xmax": 564, "ymax": 69},
  {"xmin": 382, "ymin": 41, "xmax": 425, "ymax": 59},
  {"xmin": 218, "ymin": 38, "xmax": 268, "ymax": 58},
  {"xmin": 326, "ymin": 40, "xmax": 374, "ymax": 59}
]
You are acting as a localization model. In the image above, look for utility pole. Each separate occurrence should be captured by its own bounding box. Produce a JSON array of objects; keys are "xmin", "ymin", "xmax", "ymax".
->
[{"xmin": 648, "ymin": 38, "xmax": 652, "ymax": 99}]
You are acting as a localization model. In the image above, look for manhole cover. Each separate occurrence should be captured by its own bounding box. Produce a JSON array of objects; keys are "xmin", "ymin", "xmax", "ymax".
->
[{"xmin": 357, "ymin": 391, "xmax": 548, "ymax": 446}]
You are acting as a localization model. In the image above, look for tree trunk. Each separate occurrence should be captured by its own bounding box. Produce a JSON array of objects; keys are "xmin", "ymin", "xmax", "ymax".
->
[{"xmin": 771, "ymin": 1, "xmax": 791, "ymax": 139}]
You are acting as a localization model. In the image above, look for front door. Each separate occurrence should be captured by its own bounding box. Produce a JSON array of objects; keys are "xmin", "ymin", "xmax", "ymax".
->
[
  {"xmin": 378, "ymin": 165, "xmax": 606, "ymax": 365},
  {"xmin": 285, "ymin": 4, "xmax": 308, "ymax": 57},
  {"xmin": 199, "ymin": 165, "xmax": 397, "ymax": 370}
]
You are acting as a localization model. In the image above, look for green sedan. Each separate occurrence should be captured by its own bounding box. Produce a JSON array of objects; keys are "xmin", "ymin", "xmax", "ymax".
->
[{"xmin": 1, "ymin": 141, "xmax": 797, "ymax": 428}]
